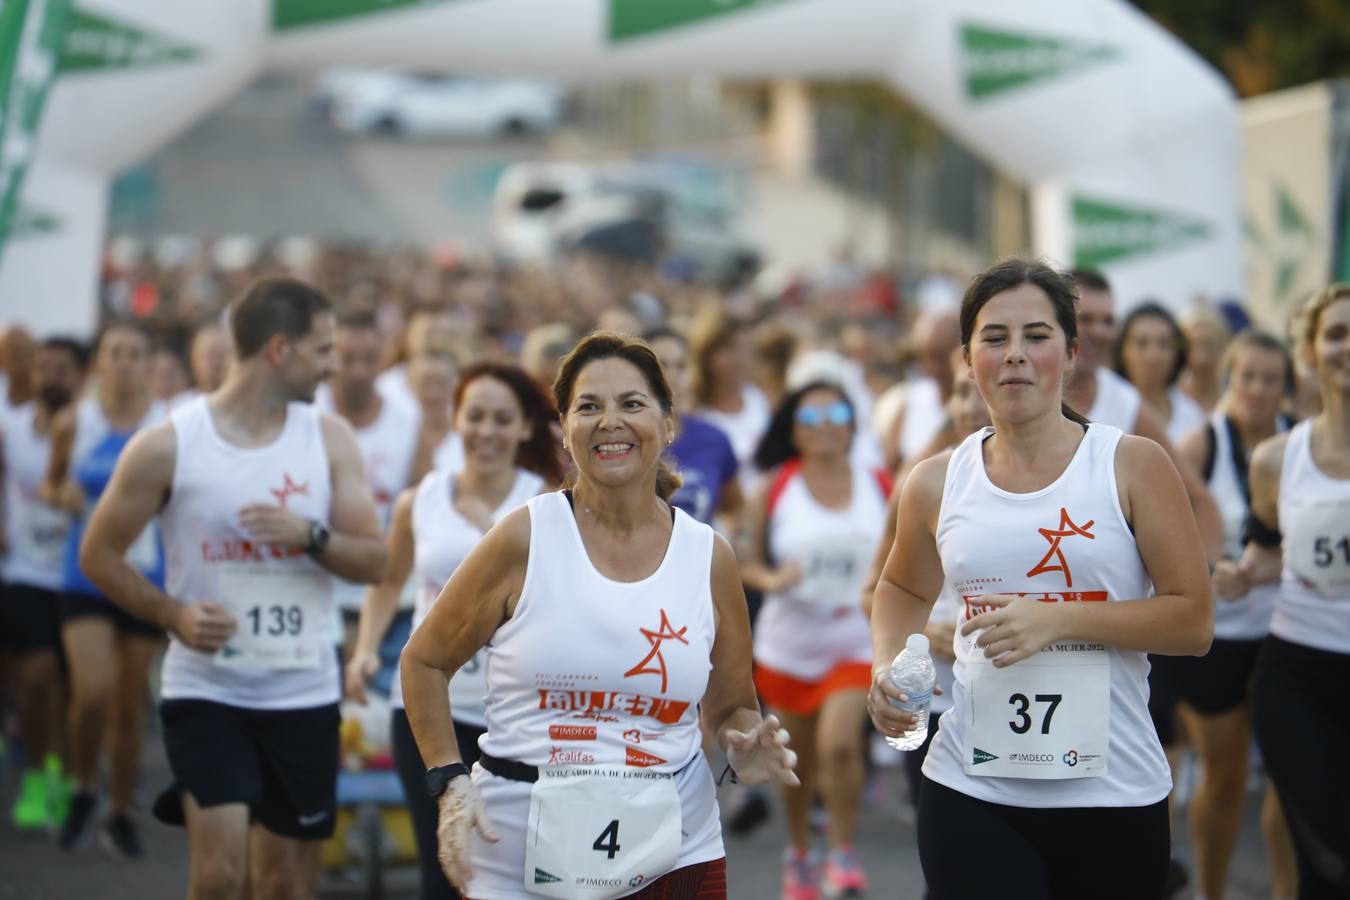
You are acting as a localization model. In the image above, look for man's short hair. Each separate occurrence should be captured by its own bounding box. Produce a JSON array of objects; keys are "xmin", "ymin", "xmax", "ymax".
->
[
  {"xmin": 1069, "ymin": 268, "xmax": 1112, "ymax": 295},
  {"xmin": 229, "ymin": 277, "xmax": 332, "ymax": 360},
  {"xmin": 41, "ymin": 336, "xmax": 88, "ymax": 369}
]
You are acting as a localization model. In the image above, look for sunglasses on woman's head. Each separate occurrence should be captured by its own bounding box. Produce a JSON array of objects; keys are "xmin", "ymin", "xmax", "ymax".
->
[{"xmin": 795, "ymin": 401, "xmax": 853, "ymax": 427}]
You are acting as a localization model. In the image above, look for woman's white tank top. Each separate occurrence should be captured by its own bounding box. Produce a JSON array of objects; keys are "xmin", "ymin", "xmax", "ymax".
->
[
  {"xmin": 480, "ymin": 492, "xmax": 715, "ymax": 774},
  {"xmin": 898, "ymin": 377, "xmax": 946, "ymax": 463},
  {"xmin": 1272, "ymin": 420, "xmax": 1350, "ymax": 654},
  {"xmin": 2, "ymin": 403, "xmax": 70, "ymax": 590},
  {"xmin": 1088, "ymin": 369, "xmax": 1142, "ymax": 432},
  {"xmin": 159, "ymin": 396, "xmax": 337, "ymax": 710},
  {"xmin": 387, "ymin": 467, "xmax": 544, "ymax": 716},
  {"xmin": 1166, "ymin": 388, "xmax": 1206, "ymax": 445},
  {"xmin": 1209, "ymin": 411, "xmax": 1284, "ymax": 640},
  {"xmin": 922, "ymin": 424, "xmax": 1171, "ymax": 808},
  {"xmin": 753, "ymin": 461, "xmax": 885, "ymax": 680}
]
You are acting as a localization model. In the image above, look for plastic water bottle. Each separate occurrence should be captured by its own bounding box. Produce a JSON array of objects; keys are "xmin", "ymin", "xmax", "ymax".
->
[{"xmin": 886, "ymin": 633, "xmax": 936, "ymax": 751}]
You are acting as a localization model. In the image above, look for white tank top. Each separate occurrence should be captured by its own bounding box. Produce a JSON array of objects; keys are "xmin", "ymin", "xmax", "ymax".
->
[
  {"xmin": 753, "ymin": 462, "xmax": 884, "ymax": 680},
  {"xmin": 922, "ymin": 424, "xmax": 1171, "ymax": 808},
  {"xmin": 387, "ymin": 466, "xmax": 544, "ymax": 715},
  {"xmin": 316, "ymin": 393, "xmax": 420, "ymax": 611},
  {"xmin": 1209, "ymin": 411, "xmax": 1285, "ymax": 640},
  {"xmin": 1166, "ymin": 388, "xmax": 1206, "ymax": 445},
  {"xmin": 480, "ymin": 492, "xmax": 715, "ymax": 776},
  {"xmin": 698, "ymin": 383, "xmax": 770, "ymax": 495},
  {"xmin": 1088, "ymin": 368, "xmax": 1142, "ymax": 432},
  {"xmin": 159, "ymin": 397, "xmax": 338, "ymax": 710},
  {"xmin": 2, "ymin": 403, "xmax": 70, "ymax": 590},
  {"xmin": 1272, "ymin": 420, "xmax": 1350, "ymax": 654},
  {"xmin": 898, "ymin": 377, "xmax": 946, "ymax": 463}
]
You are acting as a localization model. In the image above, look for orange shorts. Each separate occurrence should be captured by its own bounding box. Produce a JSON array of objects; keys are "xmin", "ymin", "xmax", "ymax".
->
[{"xmin": 754, "ymin": 661, "xmax": 872, "ymax": 717}]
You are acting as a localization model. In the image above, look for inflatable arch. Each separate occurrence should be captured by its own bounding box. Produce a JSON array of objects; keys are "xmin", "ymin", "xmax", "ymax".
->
[{"xmin": 0, "ymin": 0, "xmax": 1240, "ymax": 336}]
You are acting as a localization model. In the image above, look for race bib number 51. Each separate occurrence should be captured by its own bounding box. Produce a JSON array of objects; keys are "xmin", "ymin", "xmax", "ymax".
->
[
  {"xmin": 964, "ymin": 645, "xmax": 1109, "ymax": 779},
  {"xmin": 214, "ymin": 563, "xmax": 328, "ymax": 669},
  {"xmin": 524, "ymin": 769, "xmax": 681, "ymax": 899}
]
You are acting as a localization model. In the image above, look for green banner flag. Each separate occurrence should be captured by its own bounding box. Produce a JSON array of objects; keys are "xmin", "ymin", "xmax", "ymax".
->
[
  {"xmin": 0, "ymin": 0, "xmax": 73, "ymax": 259},
  {"xmin": 1073, "ymin": 195, "xmax": 1213, "ymax": 269},
  {"xmin": 609, "ymin": 0, "xmax": 802, "ymax": 42},
  {"xmin": 57, "ymin": 7, "xmax": 198, "ymax": 74},
  {"xmin": 0, "ymin": 202, "xmax": 60, "ymax": 240},
  {"xmin": 961, "ymin": 22, "xmax": 1120, "ymax": 101},
  {"xmin": 1273, "ymin": 184, "xmax": 1315, "ymax": 299},
  {"xmin": 273, "ymin": 0, "xmax": 460, "ymax": 32}
]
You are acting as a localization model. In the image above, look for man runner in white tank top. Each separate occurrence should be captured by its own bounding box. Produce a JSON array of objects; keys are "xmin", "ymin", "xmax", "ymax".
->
[{"xmin": 79, "ymin": 277, "xmax": 387, "ymax": 900}]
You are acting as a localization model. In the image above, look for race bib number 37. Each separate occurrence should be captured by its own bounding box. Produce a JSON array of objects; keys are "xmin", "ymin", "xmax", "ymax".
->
[
  {"xmin": 214, "ymin": 564, "xmax": 328, "ymax": 670},
  {"xmin": 964, "ymin": 645, "xmax": 1109, "ymax": 780},
  {"xmin": 525, "ymin": 770, "xmax": 681, "ymax": 899}
]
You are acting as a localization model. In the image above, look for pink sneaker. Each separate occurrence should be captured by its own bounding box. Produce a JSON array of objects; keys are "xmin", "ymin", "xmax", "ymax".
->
[
  {"xmin": 822, "ymin": 846, "xmax": 869, "ymax": 898},
  {"xmin": 782, "ymin": 848, "xmax": 821, "ymax": 900}
]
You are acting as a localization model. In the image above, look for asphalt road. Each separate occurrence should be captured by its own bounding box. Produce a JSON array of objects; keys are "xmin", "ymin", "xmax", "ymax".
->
[{"xmin": 0, "ymin": 728, "xmax": 1277, "ymax": 900}]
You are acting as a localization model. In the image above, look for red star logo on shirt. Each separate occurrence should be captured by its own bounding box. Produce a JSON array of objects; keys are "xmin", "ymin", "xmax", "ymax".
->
[
  {"xmin": 1026, "ymin": 507, "xmax": 1095, "ymax": 588},
  {"xmin": 624, "ymin": 609, "xmax": 689, "ymax": 694},
  {"xmin": 269, "ymin": 474, "xmax": 310, "ymax": 510}
]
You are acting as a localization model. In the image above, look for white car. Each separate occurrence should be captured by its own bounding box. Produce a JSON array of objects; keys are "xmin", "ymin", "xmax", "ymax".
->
[{"xmin": 326, "ymin": 71, "xmax": 565, "ymax": 138}]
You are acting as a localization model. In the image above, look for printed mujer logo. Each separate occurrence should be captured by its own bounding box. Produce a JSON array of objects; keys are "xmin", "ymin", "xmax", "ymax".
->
[{"xmin": 1026, "ymin": 507, "xmax": 1095, "ymax": 588}]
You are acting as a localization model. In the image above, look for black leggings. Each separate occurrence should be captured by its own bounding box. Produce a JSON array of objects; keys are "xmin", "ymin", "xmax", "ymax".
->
[
  {"xmin": 1252, "ymin": 635, "xmax": 1350, "ymax": 899},
  {"xmin": 917, "ymin": 778, "xmax": 1170, "ymax": 900},
  {"xmin": 390, "ymin": 709, "xmax": 486, "ymax": 900}
]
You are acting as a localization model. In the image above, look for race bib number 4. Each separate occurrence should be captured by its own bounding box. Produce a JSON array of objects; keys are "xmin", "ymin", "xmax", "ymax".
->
[
  {"xmin": 214, "ymin": 564, "xmax": 328, "ymax": 670},
  {"xmin": 964, "ymin": 645, "xmax": 1109, "ymax": 780},
  {"xmin": 1285, "ymin": 501, "xmax": 1350, "ymax": 599},
  {"xmin": 524, "ymin": 769, "xmax": 681, "ymax": 899}
]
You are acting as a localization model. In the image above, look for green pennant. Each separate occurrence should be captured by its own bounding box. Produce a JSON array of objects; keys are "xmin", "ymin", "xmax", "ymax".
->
[
  {"xmin": 0, "ymin": 0, "xmax": 74, "ymax": 260},
  {"xmin": 0, "ymin": 203, "xmax": 61, "ymax": 240},
  {"xmin": 533, "ymin": 868, "xmax": 562, "ymax": 885},
  {"xmin": 971, "ymin": 747, "xmax": 998, "ymax": 765},
  {"xmin": 1273, "ymin": 184, "xmax": 1315, "ymax": 299},
  {"xmin": 273, "ymin": 0, "xmax": 462, "ymax": 31},
  {"xmin": 1072, "ymin": 195, "xmax": 1214, "ymax": 269},
  {"xmin": 960, "ymin": 22, "xmax": 1120, "ymax": 101},
  {"xmin": 609, "ymin": 0, "xmax": 802, "ymax": 42},
  {"xmin": 57, "ymin": 7, "xmax": 198, "ymax": 74}
]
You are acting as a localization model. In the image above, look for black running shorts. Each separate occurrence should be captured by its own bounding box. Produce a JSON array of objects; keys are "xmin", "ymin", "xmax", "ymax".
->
[
  {"xmin": 0, "ymin": 583, "xmax": 64, "ymax": 653},
  {"xmin": 160, "ymin": 698, "xmax": 340, "ymax": 840}
]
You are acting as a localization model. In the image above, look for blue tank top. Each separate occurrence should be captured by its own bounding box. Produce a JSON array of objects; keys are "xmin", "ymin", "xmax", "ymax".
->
[{"xmin": 62, "ymin": 397, "xmax": 166, "ymax": 596}]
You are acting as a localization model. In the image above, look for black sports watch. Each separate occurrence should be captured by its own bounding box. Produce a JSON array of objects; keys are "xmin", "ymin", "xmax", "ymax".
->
[
  {"xmin": 426, "ymin": 762, "xmax": 471, "ymax": 799},
  {"xmin": 305, "ymin": 520, "xmax": 331, "ymax": 556}
]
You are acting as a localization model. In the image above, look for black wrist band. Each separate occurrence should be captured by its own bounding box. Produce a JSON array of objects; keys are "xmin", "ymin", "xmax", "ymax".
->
[{"xmin": 1242, "ymin": 513, "xmax": 1282, "ymax": 548}]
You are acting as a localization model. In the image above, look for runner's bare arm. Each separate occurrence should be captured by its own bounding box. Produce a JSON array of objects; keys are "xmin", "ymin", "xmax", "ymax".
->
[
  {"xmin": 702, "ymin": 535, "xmax": 799, "ymax": 786},
  {"xmin": 1134, "ymin": 404, "xmax": 1223, "ymax": 562},
  {"xmin": 860, "ymin": 473, "xmax": 903, "ymax": 619},
  {"xmin": 735, "ymin": 472, "xmax": 801, "ymax": 594},
  {"xmin": 347, "ymin": 488, "xmax": 417, "ymax": 704},
  {"xmin": 401, "ymin": 505, "xmax": 530, "ymax": 768},
  {"xmin": 872, "ymin": 453, "xmax": 947, "ymax": 669},
  {"xmin": 869, "ymin": 452, "xmax": 948, "ymax": 736},
  {"xmin": 969, "ymin": 436, "xmax": 1212, "ymax": 666},
  {"xmin": 40, "ymin": 406, "xmax": 81, "ymax": 511},
  {"xmin": 315, "ymin": 413, "xmax": 386, "ymax": 583},
  {"xmin": 1238, "ymin": 432, "xmax": 1288, "ymax": 587},
  {"xmin": 78, "ymin": 423, "xmax": 179, "ymax": 629},
  {"xmin": 1180, "ymin": 425, "xmax": 1251, "ymax": 599}
]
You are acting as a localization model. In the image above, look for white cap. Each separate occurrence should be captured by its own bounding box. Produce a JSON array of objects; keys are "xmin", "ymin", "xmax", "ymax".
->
[{"xmin": 906, "ymin": 633, "xmax": 930, "ymax": 654}]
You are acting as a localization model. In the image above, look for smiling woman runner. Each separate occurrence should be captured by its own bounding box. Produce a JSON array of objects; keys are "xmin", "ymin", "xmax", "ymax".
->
[
  {"xmin": 347, "ymin": 362, "xmax": 562, "ymax": 900},
  {"xmin": 401, "ymin": 332, "xmax": 800, "ymax": 900},
  {"xmin": 868, "ymin": 259, "xmax": 1213, "ymax": 900},
  {"xmin": 1244, "ymin": 284, "xmax": 1350, "ymax": 899}
]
